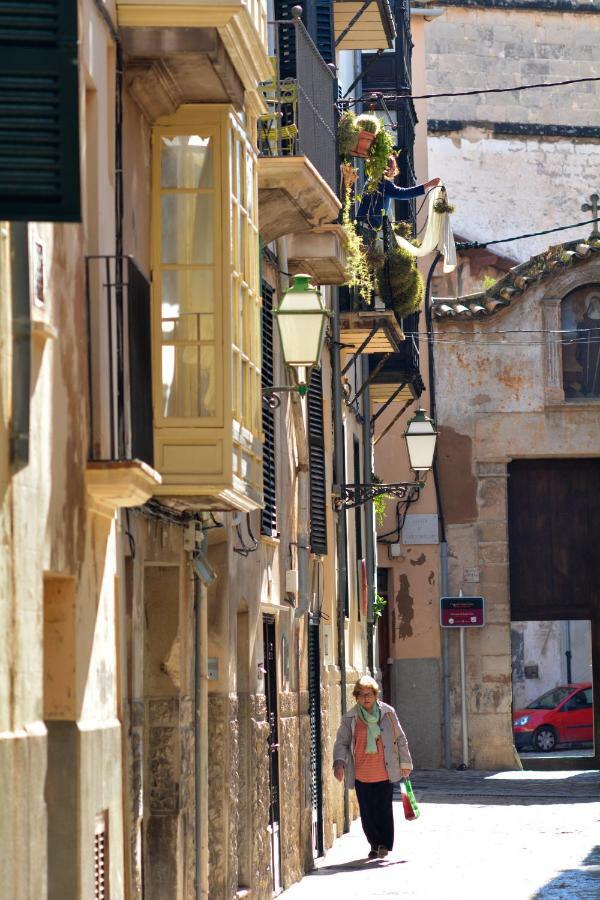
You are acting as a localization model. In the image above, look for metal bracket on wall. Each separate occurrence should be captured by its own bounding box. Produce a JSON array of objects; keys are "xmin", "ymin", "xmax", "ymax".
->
[{"xmin": 332, "ymin": 481, "xmax": 421, "ymax": 511}]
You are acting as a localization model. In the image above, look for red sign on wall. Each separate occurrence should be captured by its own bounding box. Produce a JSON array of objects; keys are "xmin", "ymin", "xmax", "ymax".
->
[{"xmin": 440, "ymin": 596, "xmax": 485, "ymax": 628}]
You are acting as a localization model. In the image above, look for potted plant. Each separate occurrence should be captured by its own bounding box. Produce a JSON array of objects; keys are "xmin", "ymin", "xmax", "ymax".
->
[
  {"xmin": 364, "ymin": 126, "xmax": 395, "ymax": 190},
  {"xmin": 338, "ymin": 111, "xmax": 381, "ymax": 159},
  {"xmin": 376, "ymin": 244, "xmax": 425, "ymax": 318}
]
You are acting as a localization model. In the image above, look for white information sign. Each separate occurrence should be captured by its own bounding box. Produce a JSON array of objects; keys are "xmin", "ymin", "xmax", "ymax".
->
[{"xmin": 401, "ymin": 514, "xmax": 439, "ymax": 545}]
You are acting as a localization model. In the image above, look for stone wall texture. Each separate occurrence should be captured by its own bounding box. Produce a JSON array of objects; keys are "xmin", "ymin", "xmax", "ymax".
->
[{"xmin": 424, "ymin": 5, "xmax": 600, "ymax": 261}]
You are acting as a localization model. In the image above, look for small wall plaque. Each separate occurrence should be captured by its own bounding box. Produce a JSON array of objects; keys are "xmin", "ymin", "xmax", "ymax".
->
[
  {"xmin": 524, "ymin": 665, "xmax": 539, "ymax": 679},
  {"xmin": 463, "ymin": 567, "xmax": 480, "ymax": 584}
]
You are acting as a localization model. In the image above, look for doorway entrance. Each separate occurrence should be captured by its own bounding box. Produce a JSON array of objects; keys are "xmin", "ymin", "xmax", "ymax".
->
[
  {"xmin": 263, "ymin": 615, "xmax": 282, "ymax": 893},
  {"xmin": 507, "ymin": 459, "xmax": 600, "ymax": 769}
]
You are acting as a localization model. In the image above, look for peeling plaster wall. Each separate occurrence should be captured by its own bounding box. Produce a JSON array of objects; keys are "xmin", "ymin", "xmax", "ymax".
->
[
  {"xmin": 434, "ymin": 256, "xmax": 600, "ymax": 769},
  {"xmin": 425, "ymin": 6, "xmax": 600, "ymax": 262}
]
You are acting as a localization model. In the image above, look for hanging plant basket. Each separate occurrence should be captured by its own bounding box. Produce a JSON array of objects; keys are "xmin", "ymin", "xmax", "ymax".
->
[{"xmin": 350, "ymin": 129, "xmax": 377, "ymax": 158}]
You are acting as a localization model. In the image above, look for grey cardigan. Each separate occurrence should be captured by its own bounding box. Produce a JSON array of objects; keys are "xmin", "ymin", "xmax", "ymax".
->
[{"xmin": 332, "ymin": 701, "xmax": 413, "ymax": 788}]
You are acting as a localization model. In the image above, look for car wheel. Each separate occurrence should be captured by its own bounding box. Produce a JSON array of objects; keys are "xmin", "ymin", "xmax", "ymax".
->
[{"xmin": 533, "ymin": 726, "xmax": 557, "ymax": 752}]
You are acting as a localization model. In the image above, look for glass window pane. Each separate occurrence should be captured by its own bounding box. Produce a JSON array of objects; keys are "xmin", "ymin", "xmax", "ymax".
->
[
  {"xmin": 162, "ymin": 194, "xmax": 213, "ymax": 264},
  {"xmin": 162, "ymin": 270, "xmax": 214, "ymax": 314},
  {"xmin": 162, "ymin": 345, "xmax": 215, "ymax": 417},
  {"xmin": 161, "ymin": 135, "xmax": 212, "ymax": 188}
]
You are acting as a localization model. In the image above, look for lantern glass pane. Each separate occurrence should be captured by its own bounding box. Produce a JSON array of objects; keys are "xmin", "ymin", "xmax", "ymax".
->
[
  {"xmin": 276, "ymin": 288, "xmax": 326, "ymax": 367},
  {"xmin": 405, "ymin": 432, "xmax": 437, "ymax": 471}
]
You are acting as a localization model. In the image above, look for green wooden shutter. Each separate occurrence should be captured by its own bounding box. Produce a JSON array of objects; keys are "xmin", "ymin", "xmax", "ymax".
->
[
  {"xmin": 0, "ymin": 0, "xmax": 80, "ymax": 221},
  {"xmin": 307, "ymin": 366, "xmax": 328, "ymax": 555}
]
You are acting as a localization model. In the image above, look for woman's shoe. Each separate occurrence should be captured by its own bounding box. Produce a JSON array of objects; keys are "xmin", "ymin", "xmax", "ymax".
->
[
  {"xmin": 367, "ymin": 849, "xmax": 378, "ymax": 860},
  {"xmin": 377, "ymin": 845, "xmax": 389, "ymax": 859}
]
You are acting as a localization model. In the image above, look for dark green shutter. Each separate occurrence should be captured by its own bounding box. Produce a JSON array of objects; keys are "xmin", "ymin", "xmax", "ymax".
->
[
  {"xmin": 0, "ymin": 0, "xmax": 80, "ymax": 221},
  {"xmin": 261, "ymin": 281, "xmax": 278, "ymax": 537},
  {"xmin": 308, "ymin": 367, "xmax": 328, "ymax": 555}
]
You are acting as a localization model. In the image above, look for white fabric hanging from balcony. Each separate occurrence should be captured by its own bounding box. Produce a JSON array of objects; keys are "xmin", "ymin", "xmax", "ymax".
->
[{"xmin": 394, "ymin": 186, "xmax": 457, "ymax": 274}]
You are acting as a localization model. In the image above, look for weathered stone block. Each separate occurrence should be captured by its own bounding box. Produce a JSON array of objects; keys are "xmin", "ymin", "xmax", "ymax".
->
[{"xmin": 478, "ymin": 542, "xmax": 509, "ymax": 565}]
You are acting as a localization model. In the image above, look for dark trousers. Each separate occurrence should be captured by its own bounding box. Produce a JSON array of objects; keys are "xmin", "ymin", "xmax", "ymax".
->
[{"xmin": 354, "ymin": 779, "xmax": 395, "ymax": 851}]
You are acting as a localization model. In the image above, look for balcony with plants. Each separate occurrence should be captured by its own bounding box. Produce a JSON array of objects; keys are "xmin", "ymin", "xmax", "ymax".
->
[
  {"xmin": 256, "ymin": 11, "xmax": 343, "ymax": 277},
  {"xmin": 336, "ymin": 109, "xmax": 427, "ymax": 401}
]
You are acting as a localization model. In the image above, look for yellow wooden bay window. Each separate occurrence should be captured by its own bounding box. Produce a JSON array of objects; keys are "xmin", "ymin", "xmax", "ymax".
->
[{"xmin": 151, "ymin": 105, "xmax": 263, "ymax": 511}]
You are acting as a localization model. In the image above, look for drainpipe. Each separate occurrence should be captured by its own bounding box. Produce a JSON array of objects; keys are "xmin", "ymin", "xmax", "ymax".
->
[
  {"xmin": 192, "ymin": 531, "xmax": 215, "ymax": 900},
  {"xmin": 361, "ymin": 355, "xmax": 376, "ymax": 675},
  {"xmin": 9, "ymin": 222, "xmax": 30, "ymax": 472},
  {"xmin": 274, "ymin": 238, "xmax": 311, "ymax": 619},
  {"xmin": 423, "ymin": 251, "xmax": 452, "ymax": 769},
  {"xmin": 331, "ymin": 285, "xmax": 350, "ymax": 832}
]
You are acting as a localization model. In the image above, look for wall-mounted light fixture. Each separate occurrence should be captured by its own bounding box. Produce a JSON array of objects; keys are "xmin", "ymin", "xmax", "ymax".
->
[
  {"xmin": 333, "ymin": 408, "xmax": 438, "ymax": 511},
  {"xmin": 263, "ymin": 274, "xmax": 331, "ymax": 407}
]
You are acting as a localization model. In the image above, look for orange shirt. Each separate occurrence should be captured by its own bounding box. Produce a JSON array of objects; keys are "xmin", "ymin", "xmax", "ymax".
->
[{"xmin": 354, "ymin": 716, "xmax": 389, "ymax": 783}]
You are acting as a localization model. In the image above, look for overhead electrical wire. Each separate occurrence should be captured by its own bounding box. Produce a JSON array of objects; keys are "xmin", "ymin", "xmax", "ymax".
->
[
  {"xmin": 456, "ymin": 217, "xmax": 600, "ymax": 250},
  {"xmin": 340, "ymin": 75, "xmax": 600, "ymax": 107}
]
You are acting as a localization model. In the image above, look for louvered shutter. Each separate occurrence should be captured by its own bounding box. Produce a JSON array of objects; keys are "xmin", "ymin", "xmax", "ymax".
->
[
  {"xmin": 0, "ymin": 0, "xmax": 80, "ymax": 221},
  {"xmin": 307, "ymin": 367, "xmax": 328, "ymax": 555},
  {"xmin": 275, "ymin": 0, "xmax": 333, "ymax": 70},
  {"xmin": 261, "ymin": 281, "xmax": 278, "ymax": 537}
]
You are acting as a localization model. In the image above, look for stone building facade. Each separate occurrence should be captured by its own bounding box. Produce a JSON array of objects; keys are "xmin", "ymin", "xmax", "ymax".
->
[
  {"xmin": 423, "ymin": 0, "xmax": 600, "ymax": 263},
  {"xmin": 1, "ymin": 1, "xmax": 401, "ymax": 897},
  {"xmin": 431, "ymin": 239, "xmax": 600, "ymax": 768}
]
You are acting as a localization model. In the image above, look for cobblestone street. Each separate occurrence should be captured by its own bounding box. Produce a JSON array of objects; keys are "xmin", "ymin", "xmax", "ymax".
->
[{"xmin": 281, "ymin": 769, "xmax": 600, "ymax": 900}]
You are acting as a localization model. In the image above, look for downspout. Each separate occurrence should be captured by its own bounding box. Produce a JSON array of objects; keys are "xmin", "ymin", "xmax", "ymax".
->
[
  {"xmin": 193, "ymin": 531, "xmax": 215, "ymax": 900},
  {"xmin": 424, "ymin": 251, "xmax": 451, "ymax": 768},
  {"xmin": 361, "ymin": 355, "xmax": 376, "ymax": 675},
  {"xmin": 274, "ymin": 238, "xmax": 311, "ymax": 619},
  {"xmin": 331, "ymin": 285, "xmax": 349, "ymax": 832}
]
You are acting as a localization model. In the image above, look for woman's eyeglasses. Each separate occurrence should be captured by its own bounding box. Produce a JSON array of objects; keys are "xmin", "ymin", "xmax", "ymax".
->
[{"xmin": 356, "ymin": 691, "xmax": 375, "ymax": 699}]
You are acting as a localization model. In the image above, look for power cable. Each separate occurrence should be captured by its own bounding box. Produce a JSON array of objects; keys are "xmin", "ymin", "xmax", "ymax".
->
[
  {"xmin": 456, "ymin": 217, "xmax": 600, "ymax": 250},
  {"xmin": 341, "ymin": 75, "xmax": 600, "ymax": 106}
]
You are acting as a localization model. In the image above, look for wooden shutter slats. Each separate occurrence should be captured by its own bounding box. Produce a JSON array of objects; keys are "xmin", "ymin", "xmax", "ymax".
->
[
  {"xmin": 308, "ymin": 367, "xmax": 328, "ymax": 555},
  {"xmin": 0, "ymin": 0, "xmax": 80, "ymax": 221},
  {"xmin": 261, "ymin": 281, "xmax": 278, "ymax": 536}
]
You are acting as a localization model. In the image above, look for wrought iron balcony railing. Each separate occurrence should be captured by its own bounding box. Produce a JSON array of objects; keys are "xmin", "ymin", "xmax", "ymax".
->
[
  {"xmin": 259, "ymin": 13, "xmax": 338, "ymax": 196},
  {"xmin": 85, "ymin": 255, "xmax": 153, "ymax": 468}
]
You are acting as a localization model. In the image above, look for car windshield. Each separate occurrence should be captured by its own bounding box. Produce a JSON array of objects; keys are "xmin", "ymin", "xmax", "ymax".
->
[{"xmin": 526, "ymin": 687, "xmax": 573, "ymax": 710}]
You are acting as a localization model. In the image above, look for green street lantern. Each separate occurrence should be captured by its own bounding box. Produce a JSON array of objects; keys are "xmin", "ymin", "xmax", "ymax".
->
[
  {"xmin": 273, "ymin": 274, "xmax": 330, "ymax": 375},
  {"xmin": 404, "ymin": 408, "xmax": 438, "ymax": 474}
]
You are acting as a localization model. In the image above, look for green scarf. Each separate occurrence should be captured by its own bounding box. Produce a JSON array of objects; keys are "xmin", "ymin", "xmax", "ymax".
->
[{"xmin": 357, "ymin": 702, "xmax": 381, "ymax": 753}]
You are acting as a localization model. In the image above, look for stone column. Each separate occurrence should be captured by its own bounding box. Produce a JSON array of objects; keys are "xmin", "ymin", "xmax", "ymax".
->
[
  {"xmin": 469, "ymin": 461, "xmax": 519, "ymax": 769},
  {"xmin": 541, "ymin": 298, "xmax": 565, "ymax": 404}
]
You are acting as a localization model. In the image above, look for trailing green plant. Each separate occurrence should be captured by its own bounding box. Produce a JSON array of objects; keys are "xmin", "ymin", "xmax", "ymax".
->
[
  {"xmin": 376, "ymin": 244, "xmax": 424, "ymax": 318},
  {"xmin": 342, "ymin": 183, "xmax": 374, "ymax": 304},
  {"xmin": 433, "ymin": 196, "xmax": 455, "ymax": 214},
  {"xmin": 355, "ymin": 113, "xmax": 381, "ymax": 135},
  {"xmin": 371, "ymin": 474, "xmax": 391, "ymax": 527},
  {"xmin": 481, "ymin": 275, "xmax": 498, "ymax": 291},
  {"xmin": 393, "ymin": 220, "xmax": 413, "ymax": 241},
  {"xmin": 338, "ymin": 110, "xmax": 361, "ymax": 157},
  {"xmin": 365, "ymin": 126, "xmax": 395, "ymax": 191},
  {"xmin": 373, "ymin": 593, "xmax": 387, "ymax": 619}
]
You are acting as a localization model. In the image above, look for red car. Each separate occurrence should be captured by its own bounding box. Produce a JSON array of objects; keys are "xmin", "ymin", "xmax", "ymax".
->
[{"xmin": 513, "ymin": 683, "xmax": 594, "ymax": 752}]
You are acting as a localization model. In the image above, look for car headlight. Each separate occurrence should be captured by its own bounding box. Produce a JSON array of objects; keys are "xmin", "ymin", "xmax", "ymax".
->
[{"xmin": 513, "ymin": 716, "xmax": 530, "ymax": 727}]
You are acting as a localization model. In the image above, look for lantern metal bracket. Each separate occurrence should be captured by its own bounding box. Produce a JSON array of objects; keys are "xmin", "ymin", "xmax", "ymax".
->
[
  {"xmin": 332, "ymin": 481, "xmax": 422, "ymax": 512},
  {"xmin": 262, "ymin": 383, "xmax": 309, "ymax": 410}
]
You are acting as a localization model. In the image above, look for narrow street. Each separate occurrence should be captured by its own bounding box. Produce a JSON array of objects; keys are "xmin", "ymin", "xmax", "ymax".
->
[{"xmin": 282, "ymin": 769, "xmax": 600, "ymax": 900}]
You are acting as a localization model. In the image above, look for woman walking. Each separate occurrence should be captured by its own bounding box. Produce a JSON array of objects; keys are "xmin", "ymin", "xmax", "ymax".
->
[{"xmin": 332, "ymin": 675, "xmax": 412, "ymax": 859}]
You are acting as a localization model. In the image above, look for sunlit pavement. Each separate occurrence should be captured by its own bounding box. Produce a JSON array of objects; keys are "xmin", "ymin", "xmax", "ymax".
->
[{"xmin": 280, "ymin": 769, "xmax": 600, "ymax": 899}]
